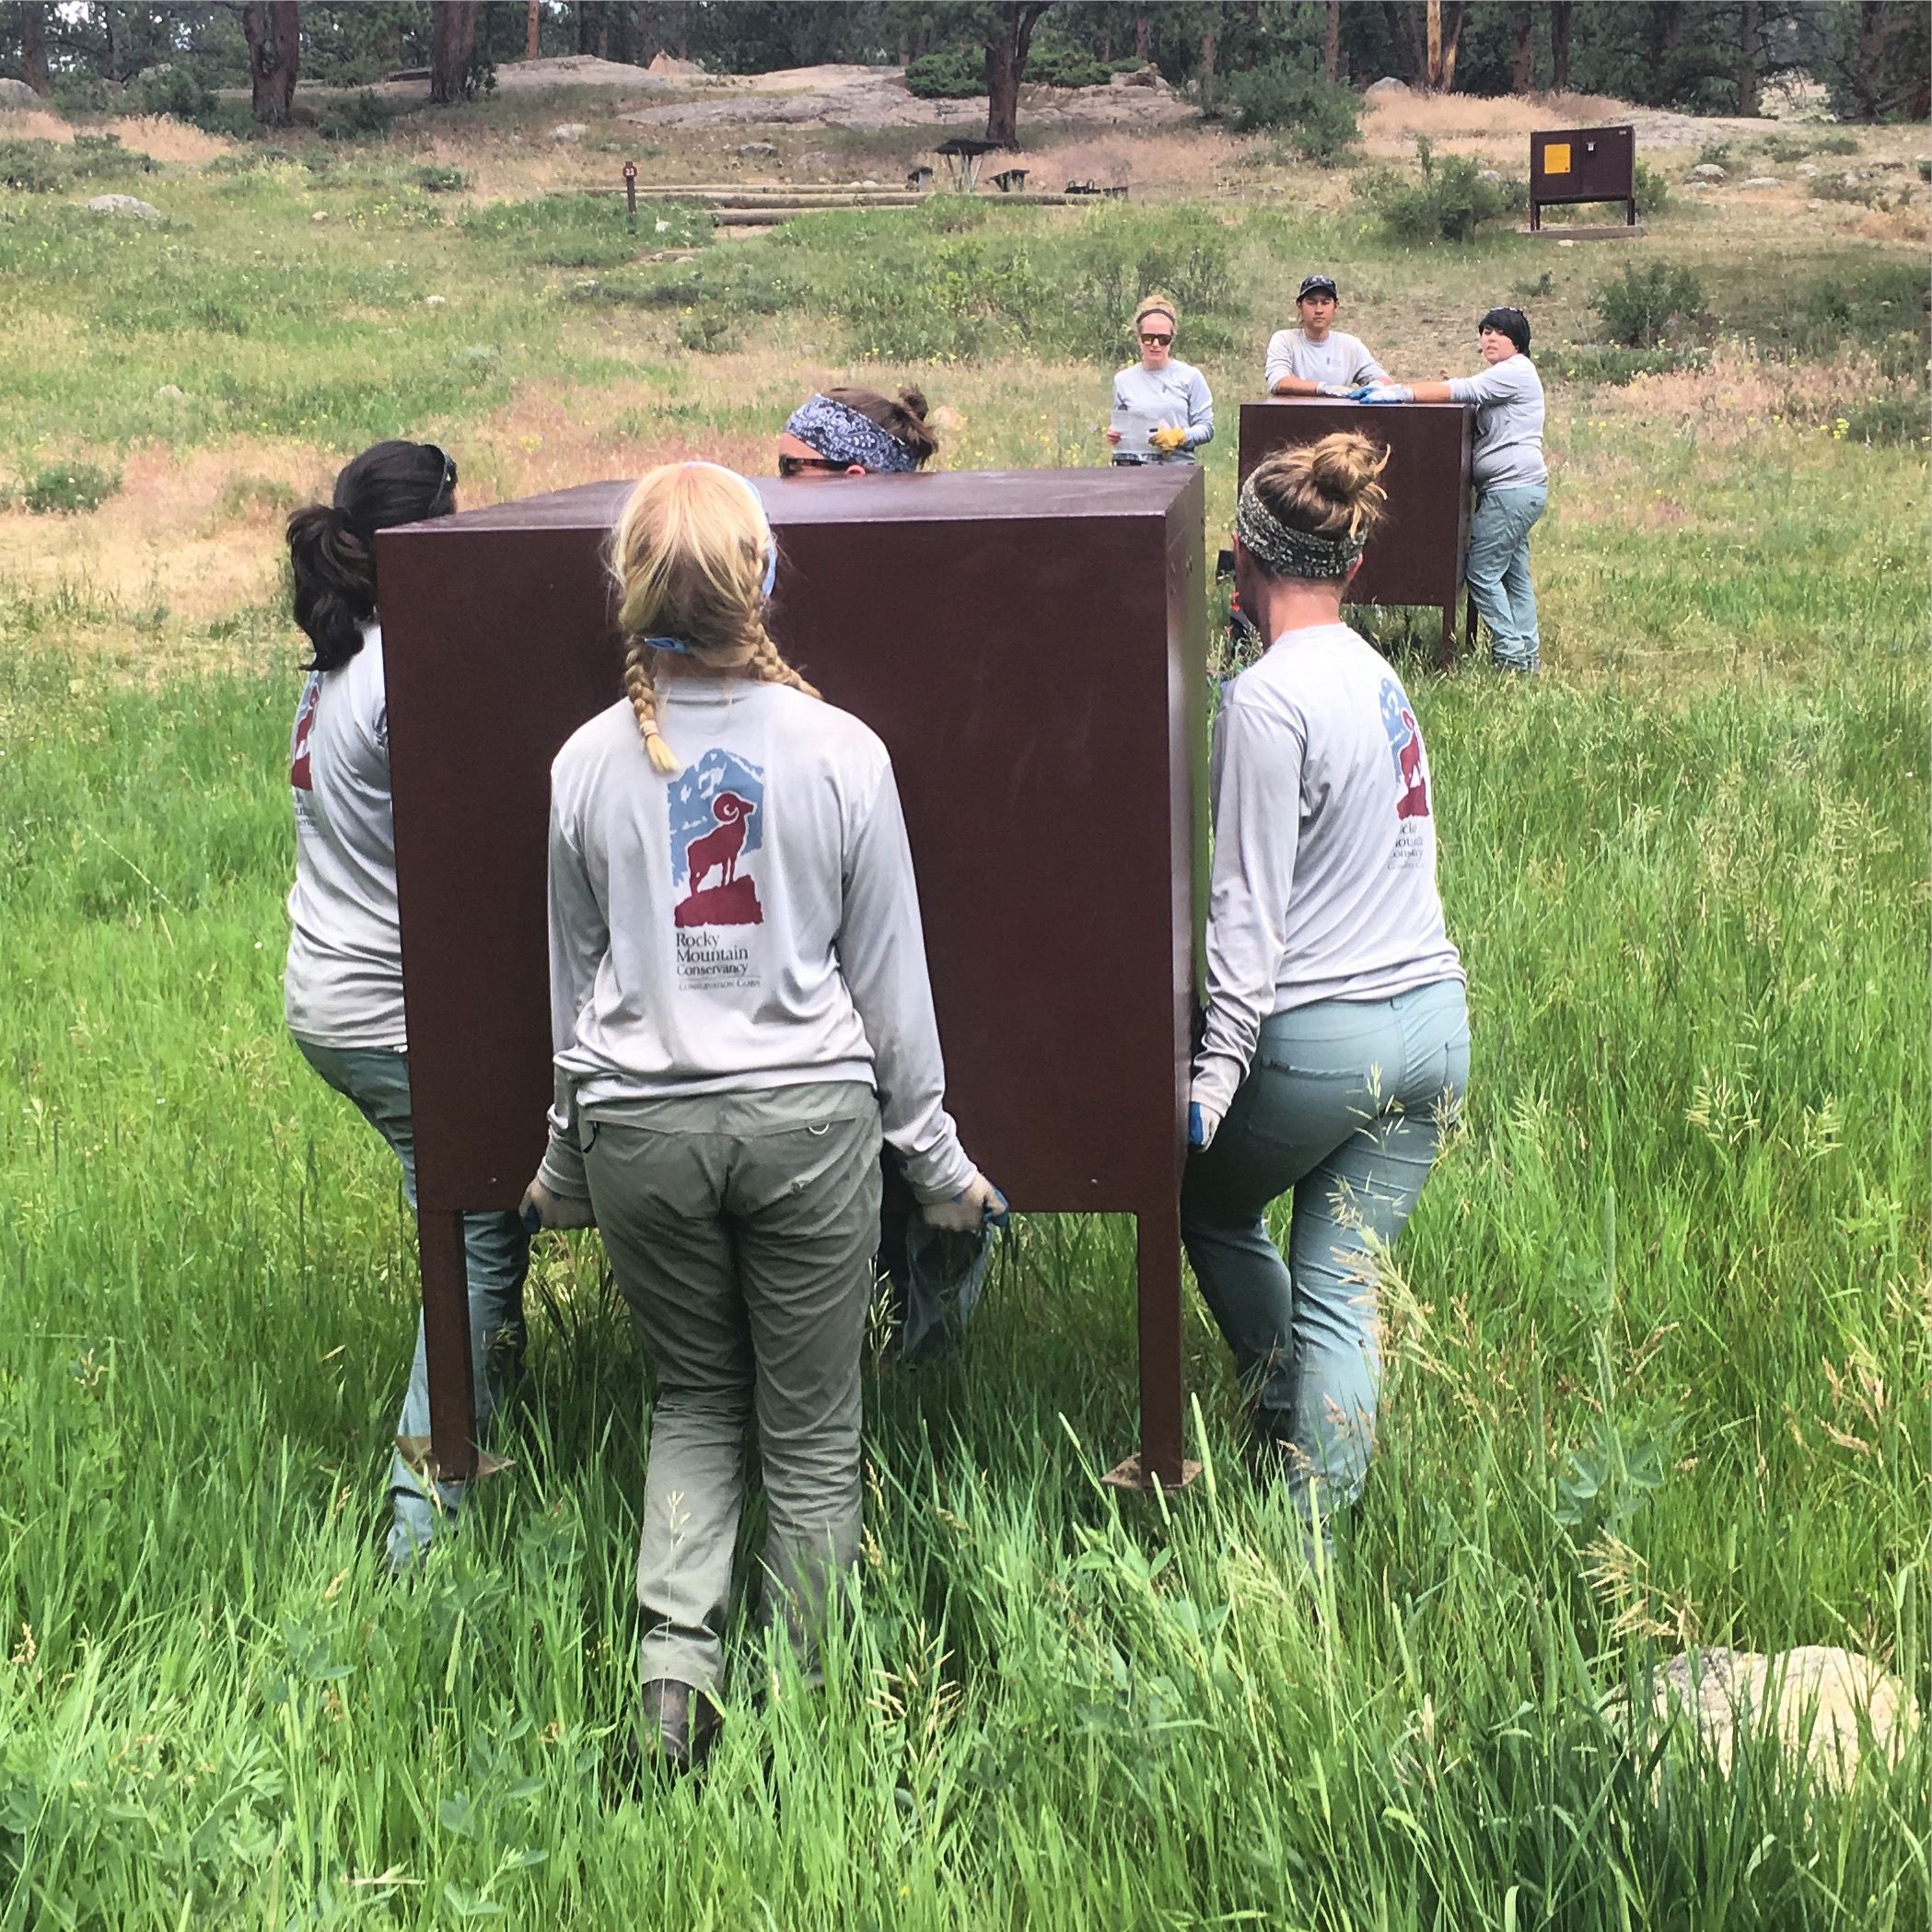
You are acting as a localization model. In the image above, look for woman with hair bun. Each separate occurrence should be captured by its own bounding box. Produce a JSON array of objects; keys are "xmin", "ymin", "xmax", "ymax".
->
[
  {"xmin": 1358, "ymin": 306, "xmax": 1548, "ymax": 673},
  {"xmin": 778, "ymin": 385, "xmax": 938, "ymax": 477},
  {"xmin": 282, "ymin": 440, "xmax": 530, "ymax": 1576},
  {"xmin": 1186, "ymin": 429, "xmax": 1468, "ymax": 1552},
  {"xmin": 520, "ymin": 461, "xmax": 1000, "ymax": 1774},
  {"xmin": 1106, "ymin": 294, "xmax": 1214, "ymax": 465}
]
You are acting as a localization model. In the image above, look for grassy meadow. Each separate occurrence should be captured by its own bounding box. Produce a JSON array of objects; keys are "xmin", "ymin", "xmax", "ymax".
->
[{"xmin": 1, "ymin": 89, "xmax": 1928, "ymax": 1929}]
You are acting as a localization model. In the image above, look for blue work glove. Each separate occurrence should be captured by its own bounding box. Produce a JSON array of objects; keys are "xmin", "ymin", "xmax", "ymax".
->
[
  {"xmin": 1188, "ymin": 1101, "xmax": 1219, "ymax": 1151},
  {"xmin": 1353, "ymin": 383, "xmax": 1415, "ymax": 404}
]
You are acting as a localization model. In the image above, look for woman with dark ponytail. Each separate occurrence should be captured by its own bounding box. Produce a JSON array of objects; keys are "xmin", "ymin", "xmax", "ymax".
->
[{"xmin": 283, "ymin": 440, "xmax": 531, "ymax": 1576}]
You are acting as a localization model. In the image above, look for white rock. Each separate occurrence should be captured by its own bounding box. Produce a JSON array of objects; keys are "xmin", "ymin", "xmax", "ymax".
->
[
  {"xmin": 1365, "ymin": 76, "xmax": 1411, "ymax": 99},
  {"xmin": 155, "ymin": 384, "xmax": 184, "ymax": 400},
  {"xmin": 0, "ymin": 76, "xmax": 41, "ymax": 109},
  {"xmin": 1740, "ymin": 176, "xmax": 1780, "ymax": 188},
  {"xmin": 736, "ymin": 141, "xmax": 776, "ymax": 156},
  {"xmin": 86, "ymin": 194, "xmax": 163, "ymax": 219},
  {"xmin": 1795, "ymin": 162, "xmax": 1820, "ymax": 176},
  {"xmin": 551, "ymin": 122, "xmax": 588, "ymax": 142},
  {"xmin": 1480, "ymin": 169, "xmax": 1502, "ymax": 181},
  {"xmin": 310, "ymin": 209, "xmax": 328, "ymax": 221},
  {"xmin": 425, "ymin": 294, "xmax": 447, "ymax": 306},
  {"xmin": 1689, "ymin": 162, "xmax": 1726, "ymax": 180}
]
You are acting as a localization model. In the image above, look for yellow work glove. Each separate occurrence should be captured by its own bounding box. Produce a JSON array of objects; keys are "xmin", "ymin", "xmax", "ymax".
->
[{"xmin": 1150, "ymin": 425, "xmax": 1189, "ymax": 453}]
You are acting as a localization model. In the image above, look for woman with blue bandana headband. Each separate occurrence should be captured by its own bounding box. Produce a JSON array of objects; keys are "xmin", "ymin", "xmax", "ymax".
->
[
  {"xmin": 1186, "ymin": 431, "xmax": 1468, "ymax": 1560},
  {"xmin": 779, "ymin": 387, "xmax": 937, "ymax": 478},
  {"xmin": 520, "ymin": 461, "xmax": 1000, "ymax": 1775}
]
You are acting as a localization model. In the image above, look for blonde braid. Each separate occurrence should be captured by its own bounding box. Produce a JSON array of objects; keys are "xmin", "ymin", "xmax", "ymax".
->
[
  {"xmin": 744, "ymin": 620, "xmax": 820, "ymax": 701},
  {"xmin": 622, "ymin": 639, "xmax": 681, "ymax": 775}
]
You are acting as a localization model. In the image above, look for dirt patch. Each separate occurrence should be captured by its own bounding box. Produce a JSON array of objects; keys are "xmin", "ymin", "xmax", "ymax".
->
[{"xmin": 0, "ymin": 439, "xmax": 331, "ymax": 622}]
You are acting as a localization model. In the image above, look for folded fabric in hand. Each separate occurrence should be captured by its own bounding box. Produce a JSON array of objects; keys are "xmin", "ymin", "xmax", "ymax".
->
[{"xmin": 1352, "ymin": 384, "xmax": 1414, "ymax": 404}]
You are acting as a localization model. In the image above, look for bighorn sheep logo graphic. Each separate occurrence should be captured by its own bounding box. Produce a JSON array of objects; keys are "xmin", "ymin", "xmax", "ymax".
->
[
  {"xmin": 1379, "ymin": 677, "xmax": 1431, "ymax": 822},
  {"xmin": 683, "ymin": 792, "xmax": 755, "ymax": 893}
]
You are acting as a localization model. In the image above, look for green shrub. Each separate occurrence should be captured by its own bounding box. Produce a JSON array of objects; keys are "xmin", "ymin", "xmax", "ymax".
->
[
  {"xmin": 1542, "ymin": 343, "xmax": 1709, "ymax": 386},
  {"xmin": 675, "ymin": 309, "xmax": 740, "ymax": 355},
  {"xmin": 1841, "ymin": 395, "xmax": 1929, "ymax": 447},
  {"xmin": 1696, "ymin": 139, "xmax": 1732, "ymax": 169},
  {"xmin": 23, "ymin": 462, "xmax": 121, "ymax": 515},
  {"xmin": 1592, "ymin": 261, "xmax": 1706, "ymax": 347},
  {"xmin": 1634, "ymin": 159, "xmax": 1670, "ymax": 216},
  {"xmin": 1220, "ymin": 55, "xmax": 1358, "ymax": 160},
  {"xmin": 904, "ymin": 47, "xmax": 983, "ymax": 99},
  {"xmin": 317, "ymin": 89, "xmax": 395, "ymax": 142},
  {"xmin": 1029, "ymin": 43, "xmax": 1109, "ymax": 89},
  {"xmin": 0, "ymin": 140, "xmax": 66, "ymax": 193},
  {"xmin": 409, "ymin": 163, "xmax": 470, "ymax": 194},
  {"xmin": 128, "ymin": 64, "xmax": 219, "ymax": 126},
  {"xmin": 1364, "ymin": 136, "xmax": 1516, "ymax": 244}
]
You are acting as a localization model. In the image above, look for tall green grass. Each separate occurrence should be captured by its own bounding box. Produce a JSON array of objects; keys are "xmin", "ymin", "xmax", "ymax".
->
[{"xmin": 0, "ymin": 602, "xmax": 1924, "ymax": 1926}]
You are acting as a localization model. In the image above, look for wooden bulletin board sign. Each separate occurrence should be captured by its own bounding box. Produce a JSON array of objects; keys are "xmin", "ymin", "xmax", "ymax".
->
[
  {"xmin": 1238, "ymin": 399, "xmax": 1473, "ymax": 667},
  {"xmin": 376, "ymin": 467, "xmax": 1209, "ymax": 1491},
  {"xmin": 1530, "ymin": 122, "xmax": 1636, "ymax": 229}
]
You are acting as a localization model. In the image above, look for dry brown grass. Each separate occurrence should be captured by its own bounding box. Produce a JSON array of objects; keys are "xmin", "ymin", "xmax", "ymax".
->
[
  {"xmin": 1359, "ymin": 89, "xmax": 1626, "ymax": 160},
  {"xmin": 1, "ymin": 108, "xmax": 235, "ymax": 161}
]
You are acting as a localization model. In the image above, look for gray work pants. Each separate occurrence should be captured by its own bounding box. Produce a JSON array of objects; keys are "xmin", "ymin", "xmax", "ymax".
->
[{"xmin": 582, "ymin": 1082, "xmax": 882, "ymax": 1697}]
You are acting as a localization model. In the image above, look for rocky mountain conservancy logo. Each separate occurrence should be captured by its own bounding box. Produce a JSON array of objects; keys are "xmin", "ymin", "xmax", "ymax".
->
[
  {"xmin": 669, "ymin": 748, "xmax": 767, "ymax": 987},
  {"xmin": 289, "ymin": 673, "xmax": 320, "ymax": 792},
  {"xmin": 1379, "ymin": 676, "xmax": 1431, "ymax": 822}
]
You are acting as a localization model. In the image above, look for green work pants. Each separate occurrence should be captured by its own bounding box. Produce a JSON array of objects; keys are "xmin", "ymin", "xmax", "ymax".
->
[{"xmin": 581, "ymin": 1082, "xmax": 882, "ymax": 1698}]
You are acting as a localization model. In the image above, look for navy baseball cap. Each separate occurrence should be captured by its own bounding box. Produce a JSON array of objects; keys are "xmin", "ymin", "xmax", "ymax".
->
[{"xmin": 1298, "ymin": 274, "xmax": 1339, "ymax": 301}]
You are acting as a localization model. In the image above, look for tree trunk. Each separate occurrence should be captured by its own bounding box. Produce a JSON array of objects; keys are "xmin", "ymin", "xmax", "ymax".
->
[
  {"xmin": 1135, "ymin": 14, "xmax": 1151, "ymax": 63},
  {"xmin": 103, "ymin": 3, "xmax": 123, "ymax": 83},
  {"xmin": 1735, "ymin": 0, "xmax": 1759, "ymax": 115},
  {"xmin": 1425, "ymin": 1, "xmax": 1467, "ymax": 90},
  {"xmin": 1381, "ymin": 2, "xmax": 1429, "ymax": 87},
  {"xmin": 1198, "ymin": 14, "xmax": 1216, "ymax": 106},
  {"xmin": 19, "ymin": 3, "xmax": 51, "ymax": 95},
  {"xmin": 1511, "ymin": 5, "xmax": 1534, "ymax": 92},
  {"xmin": 241, "ymin": 2, "xmax": 300, "ymax": 123},
  {"xmin": 1324, "ymin": 0, "xmax": 1341, "ymax": 81},
  {"xmin": 634, "ymin": 4, "xmax": 663, "ymax": 66},
  {"xmin": 430, "ymin": 0, "xmax": 481, "ymax": 104},
  {"xmin": 1549, "ymin": 0, "xmax": 1572, "ymax": 94},
  {"xmin": 983, "ymin": 2, "xmax": 1049, "ymax": 149},
  {"xmin": 526, "ymin": 0, "xmax": 540, "ymax": 61}
]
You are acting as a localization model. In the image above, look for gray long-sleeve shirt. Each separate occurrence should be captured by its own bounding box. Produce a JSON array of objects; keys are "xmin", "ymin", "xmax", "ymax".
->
[
  {"xmin": 539, "ymin": 679, "xmax": 973, "ymax": 1203},
  {"xmin": 1263, "ymin": 328, "xmax": 1388, "ymax": 392},
  {"xmin": 1111, "ymin": 358, "xmax": 1214, "ymax": 461},
  {"xmin": 1191, "ymin": 624, "xmax": 1464, "ymax": 1129},
  {"xmin": 1449, "ymin": 351, "xmax": 1547, "ymax": 489}
]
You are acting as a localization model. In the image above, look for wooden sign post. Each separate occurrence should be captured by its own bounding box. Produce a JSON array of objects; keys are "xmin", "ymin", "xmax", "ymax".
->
[{"xmin": 376, "ymin": 468, "xmax": 1209, "ymax": 1492}]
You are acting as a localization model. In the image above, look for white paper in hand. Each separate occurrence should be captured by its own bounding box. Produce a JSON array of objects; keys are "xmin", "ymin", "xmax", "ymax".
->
[{"xmin": 1111, "ymin": 404, "xmax": 1173, "ymax": 456}]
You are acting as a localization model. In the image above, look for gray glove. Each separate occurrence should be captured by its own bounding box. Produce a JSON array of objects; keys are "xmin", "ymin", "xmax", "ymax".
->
[{"xmin": 1314, "ymin": 382, "xmax": 1355, "ymax": 400}]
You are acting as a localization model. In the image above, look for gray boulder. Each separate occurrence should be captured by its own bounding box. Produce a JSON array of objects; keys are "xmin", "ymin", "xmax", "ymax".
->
[
  {"xmin": 1365, "ymin": 76, "xmax": 1411, "ymax": 99},
  {"xmin": 0, "ymin": 77, "xmax": 42, "ymax": 109},
  {"xmin": 551, "ymin": 122, "xmax": 588, "ymax": 142},
  {"xmin": 87, "ymin": 194, "xmax": 164, "ymax": 219},
  {"xmin": 1688, "ymin": 162, "xmax": 1726, "ymax": 180},
  {"xmin": 1740, "ymin": 175, "xmax": 1781, "ymax": 188}
]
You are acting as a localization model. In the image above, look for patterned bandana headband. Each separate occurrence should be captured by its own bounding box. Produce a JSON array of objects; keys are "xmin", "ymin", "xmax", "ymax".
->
[
  {"xmin": 783, "ymin": 394, "xmax": 920, "ymax": 474},
  {"xmin": 1234, "ymin": 471, "xmax": 1368, "ymax": 582}
]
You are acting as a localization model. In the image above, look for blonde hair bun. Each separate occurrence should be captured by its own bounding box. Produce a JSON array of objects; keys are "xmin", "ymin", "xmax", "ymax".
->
[{"xmin": 1245, "ymin": 430, "xmax": 1391, "ymax": 553}]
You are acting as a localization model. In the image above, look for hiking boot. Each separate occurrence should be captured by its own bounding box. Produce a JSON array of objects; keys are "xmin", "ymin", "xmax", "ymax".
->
[{"xmin": 637, "ymin": 1678, "xmax": 721, "ymax": 1777}]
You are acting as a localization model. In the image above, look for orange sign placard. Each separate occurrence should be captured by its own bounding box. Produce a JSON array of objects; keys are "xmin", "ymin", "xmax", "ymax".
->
[{"xmin": 1544, "ymin": 141, "xmax": 1572, "ymax": 174}]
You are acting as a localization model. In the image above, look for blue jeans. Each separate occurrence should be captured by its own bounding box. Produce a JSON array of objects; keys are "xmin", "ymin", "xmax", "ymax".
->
[
  {"xmin": 1181, "ymin": 981, "xmax": 1469, "ymax": 1528},
  {"xmin": 294, "ymin": 1038, "xmax": 530, "ymax": 1573},
  {"xmin": 1466, "ymin": 483, "xmax": 1547, "ymax": 672}
]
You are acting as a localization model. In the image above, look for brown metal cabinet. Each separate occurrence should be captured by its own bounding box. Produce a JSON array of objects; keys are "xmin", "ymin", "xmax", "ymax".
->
[
  {"xmin": 1530, "ymin": 123, "xmax": 1636, "ymax": 229},
  {"xmin": 1238, "ymin": 399, "xmax": 1473, "ymax": 667},
  {"xmin": 375, "ymin": 466, "xmax": 1209, "ymax": 1491}
]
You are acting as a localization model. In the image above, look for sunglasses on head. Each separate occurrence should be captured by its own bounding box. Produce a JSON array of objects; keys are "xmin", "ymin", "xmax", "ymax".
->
[
  {"xmin": 1139, "ymin": 331, "xmax": 1173, "ymax": 346},
  {"xmin": 778, "ymin": 453, "xmax": 851, "ymax": 477},
  {"xmin": 425, "ymin": 444, "xmax": 459, "ymax": 499}
]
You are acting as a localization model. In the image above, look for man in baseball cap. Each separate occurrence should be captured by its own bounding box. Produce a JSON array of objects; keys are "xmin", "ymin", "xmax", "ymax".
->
[{"xmin": 1264, "ymin": 274, "xmax": 1390, "ymax": 398}]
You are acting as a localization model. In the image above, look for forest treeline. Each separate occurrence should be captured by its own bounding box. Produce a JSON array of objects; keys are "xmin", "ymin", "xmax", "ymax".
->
[{"xmin": 3, "ymin": 2, "xmax": 1927, "ymax": 134}]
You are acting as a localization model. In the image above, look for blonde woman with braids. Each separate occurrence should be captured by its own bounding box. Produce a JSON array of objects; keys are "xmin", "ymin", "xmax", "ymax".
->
[
  {"xmin": 1107, "ymin": 293, "xmax": 1214, "ymax": 465},
  {"xmin": 1187, "ymin": 431, "xmax": 1468, "ymax": 1554},
  {"xmin": 520, "ymin": 461, "xmax": 1001, "ymax": 1775}
]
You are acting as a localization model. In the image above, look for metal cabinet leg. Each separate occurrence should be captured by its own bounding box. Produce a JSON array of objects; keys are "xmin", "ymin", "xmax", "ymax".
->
[
  {"xmin": 421, "ymin": 1209, "xmax": 478, "ymax": 1482},
  {"xmin": 1104, "ymin": 1193, "xmax": 1202, "ymax": 1493}
]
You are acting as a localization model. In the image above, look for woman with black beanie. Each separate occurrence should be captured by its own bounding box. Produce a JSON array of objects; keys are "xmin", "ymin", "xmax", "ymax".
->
[
  {"xmin": 283, "ymin": 440, "xmax": 530, "ymax": 1574},
  {"xmin": 1359, "ymin": 307, "xmax": 1548, "ymax": 674}
]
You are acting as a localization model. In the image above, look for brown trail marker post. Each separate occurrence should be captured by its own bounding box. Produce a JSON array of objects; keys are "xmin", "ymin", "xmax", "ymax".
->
[
  {"xmin": 1239, "ymin": 400, "xmax": 1474, "ymax": 669},
  {"xmin": 377, "ymin": 468, "xmax": 1208, "ymax": 1494},
  {"xmin": 1529, "ymin": 123, "xmax": 1639, "ymax": 236}
]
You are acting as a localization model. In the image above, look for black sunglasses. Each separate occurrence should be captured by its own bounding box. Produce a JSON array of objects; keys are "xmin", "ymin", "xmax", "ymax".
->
[
  {"xmin": 778, "ymin": 453, "xmax": 851, "ymax": 477},
  {"xmin": 425, "ymin": 444, "xmax": 459, "ymax": 502},
  {"xmin": 1139, "ymin": 331, "xmax": 1173, "ymax": 346}
]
